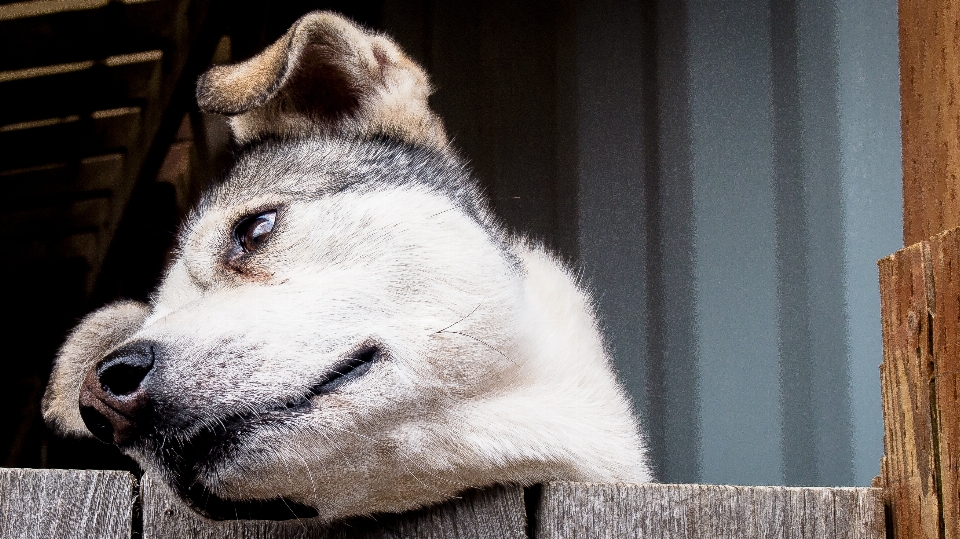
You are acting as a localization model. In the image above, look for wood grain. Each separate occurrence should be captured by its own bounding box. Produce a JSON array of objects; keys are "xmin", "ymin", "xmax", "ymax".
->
[
  {"xmin": 928, "ymin": 228, "xmax": 960, "ymax": 538},
  {"xmin": 140, "ymin": 473, "xmax": 527, "ymax": 539},
  {"xmin": 0, "ymin": 467, "xmax": 135, "ymax": 539},
  {"xmin": 878, "ymin": 226, "xmax": 960, "ymax": 539},
  {"xmin": 0, "ymin": 471, "xmax": 893, "ymax": 538},
  {"xmin": 879, "ymin": 238, "xmax": 940, "ymax": 539},
  {"xmin": 0, "ymin": 0, "xmax": 182, "ymax": 72},
  {"xmin": 899, "ymin": 0, "xmax": 960, "ymax": 244},
  {"xmin": 534, "ymin": 482, "xmax": 884, "ymax": 538}
]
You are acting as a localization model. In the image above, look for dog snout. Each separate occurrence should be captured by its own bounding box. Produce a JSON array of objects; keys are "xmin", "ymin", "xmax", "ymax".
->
[{"xmin": 78, "ymin": 342, "xmax": 156, "ymax": 446}]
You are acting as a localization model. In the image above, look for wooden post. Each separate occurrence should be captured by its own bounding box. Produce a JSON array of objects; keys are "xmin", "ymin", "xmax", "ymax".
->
[
  {"xmin": 899, "ymin": 0, "xmax": 960, "ymax": 245},
  {"xmin": 880, "ymin": 230, "xmax": 960, "ymax": 539},
  {"xmin": 880, "ymin": 241, "xmax": 937, "ymax": 539},
  {"xmin": 881, "ymin": 0, "xmax": 960, "ymax": 536}
]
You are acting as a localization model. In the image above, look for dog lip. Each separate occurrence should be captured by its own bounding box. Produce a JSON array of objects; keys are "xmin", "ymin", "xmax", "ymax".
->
[
  {"xmin": 145, "ymin": 344, "xmax": 384, "ymax": 508},
  {"xmin": 271, "ymin": 344, "xmax": 380, "ymax": 413},
  {"xmin": 308, "ymin": 344, "xmax": 380, "ymax": 396},
  {"xmin": 155, "ymin": 345, "xmax": 382, "ymax": 447},
  {"xmin": 181, "ymin": 482, "xmax": 319, "ymax": 521}
]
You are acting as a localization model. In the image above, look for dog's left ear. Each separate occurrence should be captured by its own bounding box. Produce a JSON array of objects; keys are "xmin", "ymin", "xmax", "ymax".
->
[{"xmin": 197, "ymin": 11, "xmax": 447, "ymax": 150}]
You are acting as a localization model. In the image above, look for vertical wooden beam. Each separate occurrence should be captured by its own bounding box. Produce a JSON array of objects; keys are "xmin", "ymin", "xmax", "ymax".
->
[
  {"xmin": 899, "ymin": 0, "xmax": 960, "ymax": 245},
  {"xmin": 884, "ymin": 1, "xmax": 960, "ymax": 534},
  {"xmin": 928, "ymin": 230, "xmax": 960, "ymax": 538},
  {"xmin": 879, "ymin": 227, "xmax": 960, "ymax": 538},
  {"xmin": 879, "ymin": 241, "xmax": 939, "ymax": 539}
]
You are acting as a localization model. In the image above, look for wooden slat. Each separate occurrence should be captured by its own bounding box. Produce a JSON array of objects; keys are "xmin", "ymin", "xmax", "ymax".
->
[
  {"xmin": 534, "ymin": 482, "xmax": 884, "ymax": 538},
  {"xmin": 0, "ymin": 108, "xmax": 140, "ymax": 170},
  {"xmin": 141, "ymin": 473, "xmax": 527, "ymax": 539},
  {"xmin": 0, "ymin": 0, "xmax": 179, "ymax": 71},
  {"xmin": 5, "ymin": 193, "xmax": 110, "ymax": 223},
  {"xmin": 0, "ymin": 468, "xmax": 136, "ymax": 539},
  {"xmin": 899, "ymin": 0, "xmax": 960, "ymax": 244},
  {"xmin": 0, "ymin": 153, "xmax": 124, "ymax": 199},
  {"xmin": 0, "ymin": 0, "xmax": 109, "ymax": 21},
  {"xmin": 0, "ymin": 51, "xmax": 160, "ymax": 125},
  {"xmin": 9, "ymin": 232, "xmax": 100, "ymax": 263},
  {"xmin": 80, "ymin": 0, "xmax": 198, "ymax": 286}
]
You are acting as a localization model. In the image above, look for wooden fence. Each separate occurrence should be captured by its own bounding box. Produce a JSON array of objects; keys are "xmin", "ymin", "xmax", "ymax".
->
[{"xmin": 0, "ymin": 468, "xmax": 883, "ymax": 539}]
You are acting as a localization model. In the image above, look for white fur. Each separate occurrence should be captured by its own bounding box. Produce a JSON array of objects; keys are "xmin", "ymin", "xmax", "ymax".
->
[
  {"xmin": 42, "ymin": 9, "xmax": 651, "ymax": 523},
  {"xmin": 125, "ymin": 184, "xmax": 650, "ymax": 519}
]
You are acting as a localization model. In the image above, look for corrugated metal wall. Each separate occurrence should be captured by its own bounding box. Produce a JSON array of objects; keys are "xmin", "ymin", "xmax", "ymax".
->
[
  {"xmin": 575, "ymin": 0, "xmax": 902, "ymax": 486},
  {"xmin": 382, "ymin": 0, "xmax": 902, "ymax": 486}
]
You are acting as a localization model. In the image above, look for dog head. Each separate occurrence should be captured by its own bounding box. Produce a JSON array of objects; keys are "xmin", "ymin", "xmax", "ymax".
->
[{"xmin": 43, "ymin": 12, "xmax": 650, "ymax": 522}]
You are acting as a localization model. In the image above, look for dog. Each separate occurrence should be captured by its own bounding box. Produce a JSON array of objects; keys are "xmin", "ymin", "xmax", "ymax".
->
[{"xmin": 42, "ymin": 11, "xmax": 652, "ymax": 523}]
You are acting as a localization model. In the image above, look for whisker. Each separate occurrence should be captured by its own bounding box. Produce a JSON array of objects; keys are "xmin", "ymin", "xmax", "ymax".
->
[
  {"xmin": 435, "ymin": 301, "xmax": 483, "ymax": 334},
  {"xmin": 291, "ymin": 443, "xmax": 320, "ymax": 506},
  {"xmin": 428, "ymin": 207, "xmax": 456, "ymax": 218},
  {"xmin": 436, "ymin": 329, "xmax": 517, "ymax": 366}
]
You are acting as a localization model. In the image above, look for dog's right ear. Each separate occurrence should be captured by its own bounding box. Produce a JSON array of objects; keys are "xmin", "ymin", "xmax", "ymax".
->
[
  {"xmin": 42, "ymin": 301, "xmax": 150, "ymax": 438},
  {"xmin": 197, "ymin": 11, "xmax": 448, "ymax": 150}
]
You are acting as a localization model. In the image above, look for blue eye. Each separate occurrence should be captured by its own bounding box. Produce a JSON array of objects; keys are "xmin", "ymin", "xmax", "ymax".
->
[{"xmin": 235, "ymin": 210, "xmax": 276, "ymax": 252}]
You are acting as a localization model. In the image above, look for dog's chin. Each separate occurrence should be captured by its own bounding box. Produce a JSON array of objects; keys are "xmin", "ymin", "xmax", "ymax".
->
[
  {"xmin": 137, "ymin": 402, "xmax": 322, "ymax": 521},
  {"xmin": 133, "ymin": 346, "xmax": 383, "ymax": 520},
  {"xmin": 177, "ymin": 476, "xmax": 319, "ymax": 521},
  {"xmin": 141, "ymin": 429, "xmax": 321, "ymax": 521}
]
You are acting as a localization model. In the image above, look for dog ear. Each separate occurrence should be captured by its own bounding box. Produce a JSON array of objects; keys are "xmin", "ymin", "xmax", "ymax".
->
[
  {"xmin": 197, "ymin": 11, "xmax": 448, "ymax": 150},
  {"xmin": 42, "ymin": 301, "xmax": 150, "ymax": 438}
]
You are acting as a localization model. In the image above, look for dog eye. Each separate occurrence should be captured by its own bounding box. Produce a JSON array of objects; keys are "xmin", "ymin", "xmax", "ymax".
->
[{"xmin": 235, "ymin": 210, "xmax": 276, "ymax": 253}]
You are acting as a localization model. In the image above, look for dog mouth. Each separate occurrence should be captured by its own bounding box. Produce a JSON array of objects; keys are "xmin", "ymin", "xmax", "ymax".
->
[
  {"xmin": 146, "ymin": 344, "xmax": 382, "ymax": 520},
  {"xmin": 287, "ymin": 344, "xmax": 379, "ymax": 410}
]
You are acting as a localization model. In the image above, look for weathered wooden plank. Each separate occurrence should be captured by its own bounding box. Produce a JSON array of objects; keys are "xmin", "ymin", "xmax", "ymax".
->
[
  {"xmin": 0, "ymin": 468, "xmax": 136, "ymax": 539},
  {"xmin": 0, "ymin": 108, "xmax": 140, "ymax": 171},
  {"xmin": 928, "ymin": 228, "xmax": 960, "ymax": 538},
  {"xmin": 0, "ymin": 1, "xmax": 178, "ymax": 72},
  {"xmin": 878, "ymin": 234, "xmax": 947, "ymax": 539},
  {"xmin": 9, "ymin": 231, "xmax": 100, "ymax": 264},
  {"xmin": 0, "ymin": 51, "xmax": 160, "ymax": 126},
  {"xmin": 5, "ymin": 196, "xmax": 112, "ymax": 236},
  {"xmin": 0, "ymin": 153, "xmax": 125, "ymax": 199},
  {"xmin": 898, "ymin": 0, "xmax": 960, "ymax": 244},
  {"xmin": 141, "ymin": 473, "xmax": 527, "ymax": 539},
  {"xmin": 535, "ymin": 482, "xmax": 883, "ymax": 539}
]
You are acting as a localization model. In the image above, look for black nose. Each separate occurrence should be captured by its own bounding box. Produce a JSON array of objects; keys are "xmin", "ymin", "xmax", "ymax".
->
[
  {"xmin": 78, "ymin": 342, "xmax": 156, "ymax": 445},
  {"xmin": 98, "ymin": 344, "xmax": 155, "ymax": 397}
]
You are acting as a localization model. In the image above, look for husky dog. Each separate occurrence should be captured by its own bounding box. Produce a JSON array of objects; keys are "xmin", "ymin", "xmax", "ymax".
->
[{"xmin": 42, "ymin": 11, "xmax": 652, "ymax": 522}]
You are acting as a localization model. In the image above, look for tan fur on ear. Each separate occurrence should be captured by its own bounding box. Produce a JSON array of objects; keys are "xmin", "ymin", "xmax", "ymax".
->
[
  {"xmin": 42, "ymin": 301, "xmax": 150, "ymax": 438},
  {"xmin": 197, "ymin": 11, "xmax": 448, "ymax": 150}
]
